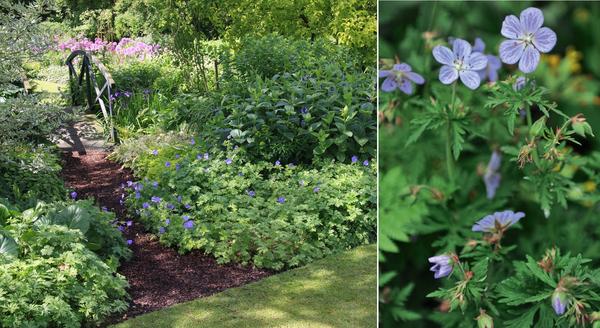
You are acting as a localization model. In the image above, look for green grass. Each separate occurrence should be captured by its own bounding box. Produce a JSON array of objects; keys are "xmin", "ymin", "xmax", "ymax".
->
[{"xmin": 112, "ymin": 244, "xmax": 376, "ymax": 328}]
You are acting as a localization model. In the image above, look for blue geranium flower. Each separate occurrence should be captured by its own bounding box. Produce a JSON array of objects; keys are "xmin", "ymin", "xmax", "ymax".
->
[
  {"xmin": 472, "ymin": 210, "xmax": 525, "ymax": 233},
  {"xmin": 159, "ymin": 227, "xmax": 166, "ymax": 234},
  {"xmin": 379, "ymin": 63, "xmax": 425, "ymax": 94},
  {"xmin": 151, "ymin": 196, "xmax": 161, "ymax": 203},
  {"xmin": 152, "ymin": 149, "xmax": 158, "ymax": 155},
  {"xmin": 165, "ymin": 161, "xmax": 171, "ymax": 167},
  {"xmin": 351, "ymin": 155, "xmax": 358, "ymax": 163},
  {"xmin": 313, "ymin": 186, "xmax": 320, "ymax": 193},
  {"xmin": 499, "ymin": 7, "xmax": 557, "ymax": 73},
  {"xmin": 428, "ymin": 255, "xmax": 454, "ymax": 279},
  {"xmin": 433, "ymin": 39, "xmax": 488, "ymax": 89},
  {"xmin": 225, "ymin": 158, "xmax": 232, "ymax": 165},
  {"xmin": 70, "ymin": 191, "xmax": 77, "ymax": 200},
  {"xmin": 363, "ymin": 160, "xmax": 369, "ymax": 166},
  {"xmin": 277, "ymin": 197, "xmax": 285, "ymax": 204},
  {"xmin": 247, "ymin": 190, "xmax": 256, "ymax": 197},
  {"xmin": 142, "ymin": 202, "xmax": 150, "ymax": 209},
  {"xmin": 183, "ymin": 220, "xmax": 194, "ymax": 229}
]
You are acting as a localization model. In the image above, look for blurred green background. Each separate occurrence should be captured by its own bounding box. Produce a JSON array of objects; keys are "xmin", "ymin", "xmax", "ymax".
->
[{"xmin": 379, "ymin": 1, "xmax": 600, "ymax": 327}]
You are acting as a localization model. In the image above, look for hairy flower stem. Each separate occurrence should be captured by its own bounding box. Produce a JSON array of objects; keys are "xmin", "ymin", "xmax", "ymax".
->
[{"xmin": 446, "ymin": 82, "xmax": 457, "ymax": 184}]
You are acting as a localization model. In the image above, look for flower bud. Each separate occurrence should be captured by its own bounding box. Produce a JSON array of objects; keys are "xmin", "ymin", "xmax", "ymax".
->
[
  {"xmin": 476, "ymin": 309, "xmax": 494, "ymax": 328},
  {"xmin": 529, "ymin": 117, "xmax": 546, "ymax": 137},
  {"xmin": 551, "ymin": 289, "xmax": 568, "ymax": 315}
]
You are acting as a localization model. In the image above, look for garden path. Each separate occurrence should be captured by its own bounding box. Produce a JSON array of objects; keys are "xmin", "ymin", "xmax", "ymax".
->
[{"xmin": 58, "ymin": 117, "xmax": 271, "ymax": 324}]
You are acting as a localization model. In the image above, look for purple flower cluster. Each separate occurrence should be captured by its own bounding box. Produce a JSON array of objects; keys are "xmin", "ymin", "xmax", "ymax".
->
[{"xmin": 57, "ymin": 37, "xmax": 160, "ymax": 60}]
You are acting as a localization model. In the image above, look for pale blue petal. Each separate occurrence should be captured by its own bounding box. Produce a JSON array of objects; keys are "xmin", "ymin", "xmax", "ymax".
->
[
  {"xmin": 453, "ymin": 39, "xmax": 472, "ymax": 61},
  {"xmin": 487, "ymin": 55, "xmax": 502, "ymax": 69},
  {"xmin": 398, "ymin": 78, "xmax": 413, "ymax": 95},
  {"xmin": 394, "ymin": 63, "xmax": 411, "ymax": 72},
  {"xmin": 520, "ymin": 7, "xmax": 544, "ymax": 33},
  {"xmin": 379, "ymin": 70, "xmax": 392, "ymax": 78},
  {"xmin": 467, "ymin": 52, "xmax": 488, "ymax": 71},
  {"xmin": 405, "ymin": 71, "xmax": 425, "ymax": 84},
  {"xmin": 501, "ymin": 15, "xmax": 524, "ymax": 39},
  {"xmin": 459, "ymin": 70, "xmax": 481, "ymax": 90},
  {"xmin": 533, "ymin": 27, "xmax": 557, "ymax": 53},
  {"xmin": 518, "ymin": 46, "xmax": 540, "ymax": 73},
  {"xmin": 439, "ymin": 65, "xmax": 458, "ymax": 84},
  {"xmin": 499, "ymin": 39, "xmax": 525, "ymax": 64},
  {"xmin": 473, "ymin": 37, "xmax": 485, "ymax": 53},
  {"xmin": 381, "ymin": 77, "xmax": 397, "ymax": 92},
  {"xmin": 433, "ymin": 45, "xmax": 454, "ymax": 65}
]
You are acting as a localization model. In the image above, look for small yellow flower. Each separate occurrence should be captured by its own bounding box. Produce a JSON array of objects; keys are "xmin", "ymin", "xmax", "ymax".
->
[
  {"xmin": 574, "ymin": 8, "xmax": 589, "ymax": 23},
  {"xmin": 544, "ymin": 54, "xmax": 561, "ymax": 69},
  {"xmin": 583, "ymin": 181, "xmax": 596, "ymax": 192}
]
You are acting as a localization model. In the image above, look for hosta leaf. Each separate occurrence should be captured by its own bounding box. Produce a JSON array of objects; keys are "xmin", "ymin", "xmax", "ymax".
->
[{"xmin": 0, "ymin": 233, "xmax": 18, "ymax": 258}]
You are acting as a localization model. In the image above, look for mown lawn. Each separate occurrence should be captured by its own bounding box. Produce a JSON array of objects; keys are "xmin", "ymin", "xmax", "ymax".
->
[{"xmin": 112, "ymin": 244, "xmax": 376, "ymax": 328}]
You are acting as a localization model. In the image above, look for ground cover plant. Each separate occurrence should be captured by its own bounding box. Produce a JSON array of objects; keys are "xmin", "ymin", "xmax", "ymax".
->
[{"xmin": 379, "ymin": 2, "xmax": 600, "ymax": 327}]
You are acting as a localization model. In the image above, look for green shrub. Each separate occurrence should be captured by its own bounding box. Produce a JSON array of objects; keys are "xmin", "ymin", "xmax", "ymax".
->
[
  {"xmin": 0, "ymin": 225, "xmax": 128, "ymax": 328},
  {"xmin": 115, "ymin": 140, "xmax": 376, "ymax": 270},
  {"xmin": 0, "ymin": 144, "xmax": 67, "ymax": 209},
  {"xmin": 110, "ymin": 54, "xmax": 184, "ymax": 95},
  {"xmin": 14, "ymin": 200, "xmax": 132, "ymax": 264},
  {"xmin": 0, "ymin": 95, "xmax": 69, "ymax": 145}
]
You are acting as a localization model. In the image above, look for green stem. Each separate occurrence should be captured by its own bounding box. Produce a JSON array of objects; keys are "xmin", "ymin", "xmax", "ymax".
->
[
  {"xmin": 525, "ymin": 101, "xmax": 542, "ymax": 169},
  {"xmin": 446, "ymin": 83, "xmax": 457, "ymax": 184}
]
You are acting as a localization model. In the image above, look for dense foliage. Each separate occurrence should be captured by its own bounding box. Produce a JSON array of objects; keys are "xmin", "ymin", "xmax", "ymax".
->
[
  {"xmin": 0, "ymin": 200, "xmax": 130, "ymax": 327},
  {"xmin": 379, "ymin": 2, "xmax": 600, "ymax": 328},
  {"xmin": 111, "ymin": 137, "xmax": 375, "ymax": 270}
]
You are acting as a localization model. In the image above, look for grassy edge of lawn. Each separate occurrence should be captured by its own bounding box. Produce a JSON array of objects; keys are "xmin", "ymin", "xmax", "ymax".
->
[{"xmin": 112, "ymin": 244, "xmax": 377, "ymax": 328}]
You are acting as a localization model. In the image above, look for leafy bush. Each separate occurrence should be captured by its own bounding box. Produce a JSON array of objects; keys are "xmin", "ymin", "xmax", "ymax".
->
[
  {"xmin": 220, "ymin": 69, "xmax": 375, "ymax": 163},
  {"xmin": 0, "ymin": 225, "xmax": 128, "ymax": 327},
  {"xmin": 113, "ymin": 139, "xmax": 376, "ymax": 270},
  {"xmin": 110, "ymin": 54, "xmax": 183, "ymax": 95},
  {"xmin": 0, "ymin": 95, "xmax": 69, "ymax": 145},
  {"xmin": 0, "ymin": 144, "xmax": 67, "ymax": 209},
  {"xmin": 14, "ymin": 200, "xmax": 132, "ymax": 264}
]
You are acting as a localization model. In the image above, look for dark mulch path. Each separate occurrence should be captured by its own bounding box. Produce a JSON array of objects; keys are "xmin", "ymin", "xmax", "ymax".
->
[{"xmin": 60, "ymin": 150, "xmax": 272, "ymax": 324}]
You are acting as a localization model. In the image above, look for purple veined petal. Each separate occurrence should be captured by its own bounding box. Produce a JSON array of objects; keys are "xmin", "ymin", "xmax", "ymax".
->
[
  {"xmin": 398, "ymin": 78, "xmax": 413, "ymax": 95},
  {"xmin": 393, "ymin": 63, "xmax": 412, "ymax": 72},
  {"xmin": 452, "ymin": 39, "xmax": 472, "ymax": 61},
  {"xmin": 473, "ymin": 37, "xmax": 485, "ymax": 53},
  {"xmin": 520, "ymin": 7, "xmax": 544, "ymax": 34},
  {"xmin": 499, "ymin": 40, "xmax": 525, "ymax": 64},
  {"xmin": 433, "ymin": 45, "xmax": 455, "ymax": 65},
  {"xmin": 381, "ymin": 76, "xmax": 398, "ymax": 92},
  {"xmin": 439, "ymin": 65, "xmax": 458, "ymax": 84},
  {"xmin": 467, "ymin": 52, "xmax": 488, "ymax": 71},
  {"xmin": 379, "ymin": 70, "xmax": 392, "ymax": 78},
  {"xmin": 487, "ymin": 55, "xmax": 502, "ymax": 70},
  {"xmin": 404, "ymin": 71, "xmax": 425, "ymax": 84},
  {"xmin": 518, "ymin": 46, "xmax": 540, "ymax": 73},
  {"xmin": 459, "ymin": 70, "xmax": 481, "ymax": 90},
  {"xmin": 533, "ymin": 27, "xmax": 557, "ymax": 53},
  {"xmin": 501, "ymin": 15, "xmax": 524, "ymax": 39}
]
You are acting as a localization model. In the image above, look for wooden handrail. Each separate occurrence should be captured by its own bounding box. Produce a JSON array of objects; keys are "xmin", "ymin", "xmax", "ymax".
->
[{"xmin": 65, "ymin": 50, "xmax": 118, "ymax": 143}]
